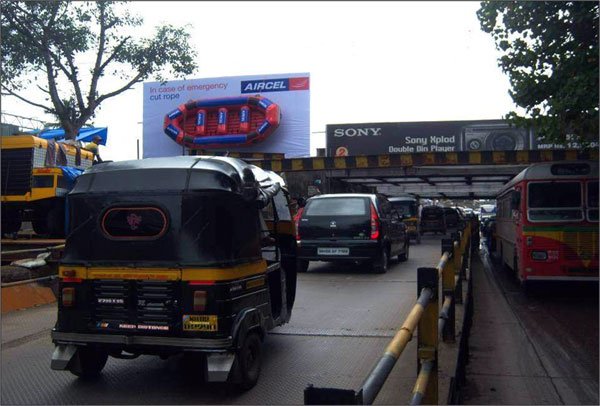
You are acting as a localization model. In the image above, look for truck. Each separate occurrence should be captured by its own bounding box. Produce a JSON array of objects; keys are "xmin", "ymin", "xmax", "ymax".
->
[{"xmin": 1, "ymin": 135, "xmax": 94, "ymax": 237}]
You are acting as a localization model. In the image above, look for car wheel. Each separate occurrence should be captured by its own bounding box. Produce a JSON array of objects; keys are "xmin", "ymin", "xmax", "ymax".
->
[
  {"xmin": 297, "ymin": 259, "xmax": 309, "ymax": 273},
  {"xmin": 398, "ymin": 241, "xmax": 410, "ymax": 262},
  {"xmin": 68, "ymin": 347, "xmax": 108, "ymax": 379},
  {"xmin": 372, "ymin": 248, "xmax": 388, "ymax": 273}
]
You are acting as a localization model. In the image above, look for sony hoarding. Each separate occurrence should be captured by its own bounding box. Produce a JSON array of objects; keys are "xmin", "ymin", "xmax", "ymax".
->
[
  {"xmin": 326, "ymin": 120, "xmax": 536, "ymax": 156},
  {"xmin": 143, "ymin": 73, "xmax": 310, "ymax": 158}
]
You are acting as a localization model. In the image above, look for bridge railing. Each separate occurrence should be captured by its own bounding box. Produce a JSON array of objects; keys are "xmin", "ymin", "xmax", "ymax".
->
[{"xmin": 304, "ymin": 219, "xmax": 475, "ymax": 405}]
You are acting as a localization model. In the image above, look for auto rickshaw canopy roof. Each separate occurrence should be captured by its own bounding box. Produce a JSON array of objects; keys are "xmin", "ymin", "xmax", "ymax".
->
[{"xmin": 71, "ymin": 156, "xmax": 284, "ymax": 196}]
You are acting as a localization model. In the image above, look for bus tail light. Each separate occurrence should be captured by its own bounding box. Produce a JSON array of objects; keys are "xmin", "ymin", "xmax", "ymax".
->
[
  {"xmin": 526, "ymin": 236, "xmax": 533, "ymax": 246},
  {"xmin": 370, "ymin": 203, "xmax": 380, "ymax": 240},
  {"xmin": 193, "ymin": 290, "xmax": 207, "ymax": 311},
  {"xmin": 62, "ymin": 287, "xmax": 75, "ymax": 307}
]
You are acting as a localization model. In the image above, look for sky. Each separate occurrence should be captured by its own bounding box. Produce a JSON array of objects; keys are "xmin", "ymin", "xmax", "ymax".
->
[{"xmin": 4, "ymin": 1, "xmax": 518, "ymax": 162}]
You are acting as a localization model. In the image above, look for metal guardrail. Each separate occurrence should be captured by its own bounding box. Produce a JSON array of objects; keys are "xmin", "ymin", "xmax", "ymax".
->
[
  {"xmin": 2, "ymin": 244, "xmax": 65, "ymax": 256},
  {"xmin": 1, "ymin": 274, "xmax": 58, "ymax": 288},
  {"xmin": 304, "ymin": 220, "xmax": 475, "ymax": 405}
]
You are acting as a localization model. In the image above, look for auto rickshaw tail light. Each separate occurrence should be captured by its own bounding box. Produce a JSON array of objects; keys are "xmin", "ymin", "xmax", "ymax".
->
[
  {"xmin": 62, "ymin": 287, "xmax": 75, "ymax": 307},
  {"xmin": 193, "ymin": 290, "xmax": 207, "ymax": 311},
  {"xmin": 370, "ymin": 203, "xmax": 380, "ymax": 240}
]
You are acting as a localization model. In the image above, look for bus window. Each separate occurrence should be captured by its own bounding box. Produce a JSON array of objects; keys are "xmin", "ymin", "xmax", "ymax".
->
[
  {"xmin": 588, "ymin": 181, "xmax": 598, "ymax": 222},
  {"xmin": 510, "ymin": 190, "xmax": 521, "ymax": 211},
  {"xmin": 527, "ymin": 182, "xmax": 583, "ymax": 221}
]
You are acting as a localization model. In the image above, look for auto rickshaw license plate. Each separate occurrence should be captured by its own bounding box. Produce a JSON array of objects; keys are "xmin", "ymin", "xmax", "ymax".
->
[{"xmin": 183, "ymin": 315, "xmax": 218, "ymax": 332}]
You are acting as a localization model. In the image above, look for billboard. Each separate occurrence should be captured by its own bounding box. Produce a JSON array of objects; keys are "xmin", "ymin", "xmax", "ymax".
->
[
  {"xmin": 143, "ymin": 73, "xmax": 310, "ymax": 158},
  {"xmin": 326, "ymin": 119, "xmax": 536, "ymax": 156}
]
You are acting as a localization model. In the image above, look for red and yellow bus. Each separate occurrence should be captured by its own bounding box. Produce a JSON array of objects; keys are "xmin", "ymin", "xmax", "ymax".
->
[{"xmin": 495, "ymin": 160, "xmax": 598, "ymax": 287}]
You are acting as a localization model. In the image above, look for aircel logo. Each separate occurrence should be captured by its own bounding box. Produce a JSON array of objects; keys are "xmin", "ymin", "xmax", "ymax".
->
[
  {"xmin": 333, "ymin": 128, "xmax": 382, "ymax": 137},
  {"xmin": 241, "ymin": 77, "xmax": 309, "ymax": 93}
]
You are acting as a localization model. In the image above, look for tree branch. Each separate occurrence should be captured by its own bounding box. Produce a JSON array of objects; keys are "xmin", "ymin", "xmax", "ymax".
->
[
  {"xmin": 1, "ymin": 85, "xmax": 55, "ymax": 112},
  {"xmin": 96, "ymin": 71, "xmax": 145, "ymax": 105}
]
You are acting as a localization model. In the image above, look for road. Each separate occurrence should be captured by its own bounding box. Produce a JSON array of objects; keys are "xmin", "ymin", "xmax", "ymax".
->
[
  {"xmin": 1, "ymin": 235, "xmax": 444, "ymax": 405},
  {"xmin": 463, "ymin": 246, "xmax": 599, "ymax": 405}
]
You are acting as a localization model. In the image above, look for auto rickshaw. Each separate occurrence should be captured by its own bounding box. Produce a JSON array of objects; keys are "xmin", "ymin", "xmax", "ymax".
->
[{"xmin": 50, "ymin": 156, "xmax": 297, "ymax": 389}]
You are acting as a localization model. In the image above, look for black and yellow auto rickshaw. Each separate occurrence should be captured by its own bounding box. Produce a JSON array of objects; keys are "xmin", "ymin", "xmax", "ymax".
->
[{"xmin": 50, "ymin": 156, "xmax": 297, "ymax": 389}]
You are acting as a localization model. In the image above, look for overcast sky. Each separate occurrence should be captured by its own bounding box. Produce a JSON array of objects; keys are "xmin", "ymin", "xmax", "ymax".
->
[{"xmin": 6, "ymin": 1, "xmax": 518, "ymax": 161}]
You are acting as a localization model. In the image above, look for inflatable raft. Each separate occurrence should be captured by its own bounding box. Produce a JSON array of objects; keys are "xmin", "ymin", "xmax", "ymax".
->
[{"xmin": 163, "ymin": 96, "xmax": 281, "ymax": 149}]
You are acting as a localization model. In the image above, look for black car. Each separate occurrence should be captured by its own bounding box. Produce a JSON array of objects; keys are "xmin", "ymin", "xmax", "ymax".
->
[
  {"xmin": 296, "ymin": 193, "xmax": 409, "ymax": 273},
  {"xmin": 420, "ymin": 206, "xmax": 447, "ymax": 235},
  {"xmin": 443, "ymin": 207, "xmax": 462, "ymax": 228}
]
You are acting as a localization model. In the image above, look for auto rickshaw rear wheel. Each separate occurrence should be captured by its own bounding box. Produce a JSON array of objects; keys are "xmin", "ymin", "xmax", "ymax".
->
[
  {"xmin": 234, "ymin": 332, "xmax": 262, "ymax": 390},
  {"xmin": 68, "ymin": 347, "xmax": 108, "ymax": 379}
]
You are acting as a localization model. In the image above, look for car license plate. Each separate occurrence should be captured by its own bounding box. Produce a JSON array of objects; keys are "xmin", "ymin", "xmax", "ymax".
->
[{"xmin": 318, "ymin": 247, "xmax": 349, "ymax": 256}]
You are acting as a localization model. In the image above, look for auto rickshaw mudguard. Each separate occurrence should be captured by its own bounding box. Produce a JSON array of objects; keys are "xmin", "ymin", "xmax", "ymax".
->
[{"xmin": 231, "ymin": 307, "xmax": 266, "ymax": 350}]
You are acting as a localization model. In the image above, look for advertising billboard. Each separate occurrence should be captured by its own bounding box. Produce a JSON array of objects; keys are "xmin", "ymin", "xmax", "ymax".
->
[
  {"xmin": 143, "ymin": 73, "xmax": 310, "ymax": 158},
  {"xmin": 326, "ymin": 119, "xmax": 535, "ymax": 156}
]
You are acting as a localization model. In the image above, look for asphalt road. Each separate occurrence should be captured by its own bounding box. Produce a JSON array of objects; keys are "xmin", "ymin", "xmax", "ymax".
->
[
  {"xmin": 463, "ymin": 245, "xmax": 599, "ymax": 405},
  {"xmin": 1, "ymin": 235, "xmax": 445, "ymax": 405}
]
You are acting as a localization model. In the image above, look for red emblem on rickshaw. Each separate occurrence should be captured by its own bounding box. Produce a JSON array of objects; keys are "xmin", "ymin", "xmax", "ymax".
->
[{"xmin": 127, "ymin": 213, "xmax": 142, "ymax": 230}]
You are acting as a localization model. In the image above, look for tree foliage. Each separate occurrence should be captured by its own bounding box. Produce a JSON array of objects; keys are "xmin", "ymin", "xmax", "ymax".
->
[
  {"xmin": 1, "ymin": 1, "xmax": 197, "ymax": 139},
  {"xmin": 477, "ymin": 1, "xmax": 599, "ymax": 146}
]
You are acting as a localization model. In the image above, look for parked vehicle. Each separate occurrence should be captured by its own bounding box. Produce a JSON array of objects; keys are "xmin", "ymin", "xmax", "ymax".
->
[
  {"xmin": 495, "ymin": 160, "xmax": 598, "ymax": 288},
  {"xmin": 1, "ymin": 135, "xmax": 94, "ymax": 237},
  {"xmin": 479, "ymin": 203, "xmax": 496, "ymax": 221},
  {"xmin": 443, "ymin": 207, "xmax": 463, "ymax": 228},
  {"xmin": 420, "ymin": 206, "xmax": 447, "ymax": 235},
  {"xmin": 389, "ymin": 196, "xmax": 421, "ymax": 244},
  {"xmin": 51, "ymin": 156, "xmax": 297, "ymax": 390},
  {"xmin": 296, "ymin": 193, "xmax": 409, "ymax": 273}
]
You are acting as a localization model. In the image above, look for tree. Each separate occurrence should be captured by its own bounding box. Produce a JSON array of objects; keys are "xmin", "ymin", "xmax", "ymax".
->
[
  {"xmin": 477, "ymin": 1, "xmax": 599, "ymax": 146},
  {"xmin": 1, "ymin": 1, "xmax": 197, "ymax": 139}
]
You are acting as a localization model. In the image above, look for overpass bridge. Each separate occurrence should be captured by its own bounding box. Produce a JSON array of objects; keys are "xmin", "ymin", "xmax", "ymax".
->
[{"xmin": 245, "ymin": 148, "xmax": 598, "ymax": 199}]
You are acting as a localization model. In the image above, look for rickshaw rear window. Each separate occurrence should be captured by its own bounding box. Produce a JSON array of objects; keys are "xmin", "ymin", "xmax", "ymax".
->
[{"xmin": 102, "ymin": 206, "xmax": 168, "ymax": 239}]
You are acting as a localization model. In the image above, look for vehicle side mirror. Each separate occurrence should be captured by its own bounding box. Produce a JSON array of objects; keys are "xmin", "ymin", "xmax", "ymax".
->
[{"xmin": 511, "ymin": 191, "xmax": 521, "ymax": 210}]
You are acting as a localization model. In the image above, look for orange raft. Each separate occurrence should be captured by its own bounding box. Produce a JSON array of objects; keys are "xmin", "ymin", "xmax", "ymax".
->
[{"xmin": 163, "ymin": 96, "xmax": 281, "ymax": 149}]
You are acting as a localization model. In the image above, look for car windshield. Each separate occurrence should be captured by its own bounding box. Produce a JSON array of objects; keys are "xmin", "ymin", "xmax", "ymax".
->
[
  {"xmin": 528, "ymin": 181, "xmax": 583, "ymax": 221},
  {"xmin": 588, "ymin": 181, "xmax": 598, "ymax": 221},
  {"xmin": 304, "ymin": 197, "xmax": 368, "ymax": 216},
  {"xmin": 391, "ymin": 201, "xmax": 417, "ymax": 216}
]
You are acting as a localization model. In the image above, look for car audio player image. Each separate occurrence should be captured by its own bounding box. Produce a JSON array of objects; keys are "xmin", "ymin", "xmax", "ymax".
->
[{"xmin": 461, "ymin": 124, "xmax": 532, "ymax": 151}]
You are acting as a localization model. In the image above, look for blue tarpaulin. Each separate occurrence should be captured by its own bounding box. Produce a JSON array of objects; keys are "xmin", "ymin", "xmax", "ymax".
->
[
  {"xmin": 29, "ymin": 127, "xmax": 107, "ymax": 145},
  {"xmin": 59, "ymin": 166, "xmax": 85, "ymax": 189}
]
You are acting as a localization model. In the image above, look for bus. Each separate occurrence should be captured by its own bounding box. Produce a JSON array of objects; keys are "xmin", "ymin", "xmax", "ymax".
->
[{"xmin": 495, "ymin": 160, "xmax": 598, "ymax": 287}]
